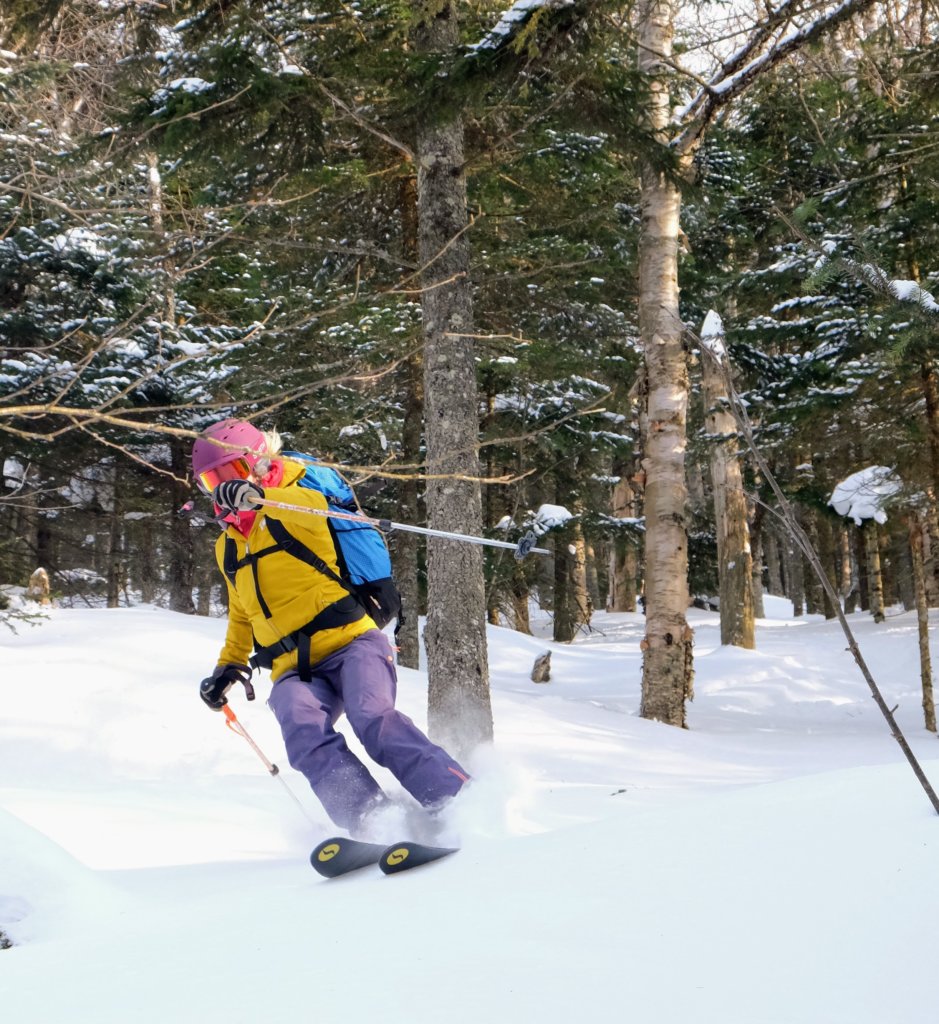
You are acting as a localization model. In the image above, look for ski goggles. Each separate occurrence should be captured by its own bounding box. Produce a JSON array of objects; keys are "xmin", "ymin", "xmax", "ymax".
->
[{"xmin": 196, "ymin": 456, "xmax": 253, "ymax": 496}]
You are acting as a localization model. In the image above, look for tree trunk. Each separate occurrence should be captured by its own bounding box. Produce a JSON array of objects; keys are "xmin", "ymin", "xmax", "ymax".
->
[
  {"xmin": 413, "ymin": 4, "xmax": 492, "ymax": 758},
  {"xmin": 392, "ymin": 172, "xmax": 423, "ymax": 670},
  {"xmin": 701, "ymin": 338, "xmax": 754, "ymax": 648},
  {"xmin": 146, "ymin": 150, "xmax": 175, "ymax": 349},
  {"xmin": 636, "ymin": 0, "xmax": 693, "ymax": 726},
  {"xmin": 585, "ymin": 540, "xmax": 601, "ymax": 613},
  {"xmin": 816, "ymin": 511, "xmax": 839, "ymax": 619},
  {"xmin": 764, "ymin": 523, "xmax": 784, "ymax": 596},
  {"xmin": 909, "ymin": 514, "xmax": 937, "ymax": 732},
  {"xmin": 105, "ymin": 465, "xmax": 123, "ymax": 608},
  {"xmin": 863, "ymin": 519, "xmax": 886, "ymax": 623},
  {"xmin": 891, "ymin": 528, "xmax": 915, "ymax": 612},
  {"xmin": 787, "ymin": 525, "xmax": 805, "ymax": 617},
  {"xmin": 922, "ymin": 495, "xmax": 939, "ymax": 606},
  {"xmin": 609, "ymin": 471, "xmax": 639, "ymax": 612},
  {"xmin": 749, "ymin": 497, "xmax": 765, "ymax": 619},
  {"xmin": 841, "ymin": 524, "xmax": 859, "ymax": 612},
  {"xmin": 138, "ymin": 518, "xmax": 156, "ymax": 605},
  {"xmin": 553, "ymin": 526, "xmax": 577, "ymax": 643},
  {"xmin": 168, "ymin": 439, "xmax": 195, "ymax": 614},
  {"xmin": 509, "ymin": 569, "xmax": 532, "ymax": 634}
]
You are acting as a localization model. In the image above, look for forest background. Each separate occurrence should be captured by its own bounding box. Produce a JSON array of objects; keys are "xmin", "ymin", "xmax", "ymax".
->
[{"xmin": 2, "ymin": 0, "xmax": 939, "ymax": 747}]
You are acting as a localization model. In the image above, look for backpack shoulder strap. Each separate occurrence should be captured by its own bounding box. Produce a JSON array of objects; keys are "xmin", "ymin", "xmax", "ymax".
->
[
  {"xmin": 223, "ymin": 536, "xmax": 239, "ymax": 588},
  {"xmin": 265, "ymin": 517, "xmax": 350, "ymax": 594}
]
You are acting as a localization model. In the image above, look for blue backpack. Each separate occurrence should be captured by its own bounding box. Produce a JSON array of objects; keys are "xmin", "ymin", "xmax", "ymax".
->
[
  {"xmin": 284, "ymin": 451, "xmax": 402, "ymax": 631},
  {"xmin": 223, "ymin": 452, "xmax": 402, "ymax": 662}
]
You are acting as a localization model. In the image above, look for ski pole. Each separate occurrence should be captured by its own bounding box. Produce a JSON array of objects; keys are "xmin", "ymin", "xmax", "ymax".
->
[
  {"xmin": 221, "ymin": 704, "xmax": 317, "ymax": 826},
  {"xmin": 253, "ymin": 496, "xmax": 550, "ymax": 561},
  {"xmin": 222, "ymin": 704, "xmax": 278, "ymax": 774}
]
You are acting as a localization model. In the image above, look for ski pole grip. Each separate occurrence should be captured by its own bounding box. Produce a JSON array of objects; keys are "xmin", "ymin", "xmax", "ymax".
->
[{"xmin": 514, "ymin": 530, "xmax": 538, "ymax": 561}]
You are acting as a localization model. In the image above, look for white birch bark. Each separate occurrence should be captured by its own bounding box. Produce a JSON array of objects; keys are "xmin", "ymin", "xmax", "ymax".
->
[{"xmin": 636, "ymin": 0, "xmax": 693, "ymax": 725}]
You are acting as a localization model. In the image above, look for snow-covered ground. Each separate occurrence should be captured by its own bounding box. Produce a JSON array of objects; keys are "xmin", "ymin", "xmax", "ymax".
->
[{"xmin": 1, "ymin": 597, "xmax": 936, "ymax": 1023}]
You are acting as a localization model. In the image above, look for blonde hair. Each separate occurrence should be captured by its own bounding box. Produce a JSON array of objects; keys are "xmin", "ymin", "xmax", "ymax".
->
[{"xmin": 261, "ymin": 428, "xmax": 283, "ymax": 456}]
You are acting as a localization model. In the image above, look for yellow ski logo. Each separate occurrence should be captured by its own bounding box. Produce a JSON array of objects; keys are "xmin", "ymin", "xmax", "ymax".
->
[
  {"xmin": 385, "ymin": 847, "xmax": 410, "ymax": 866},
  {"xmin": 318, "ymin": 843, "xmax": 341, "ymax": 862}
]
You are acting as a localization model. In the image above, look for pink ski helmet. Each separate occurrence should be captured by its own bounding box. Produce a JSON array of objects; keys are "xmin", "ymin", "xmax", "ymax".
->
[{"xmin": 192, "ymin": 419, "xmax": 267, "ymax": 494}]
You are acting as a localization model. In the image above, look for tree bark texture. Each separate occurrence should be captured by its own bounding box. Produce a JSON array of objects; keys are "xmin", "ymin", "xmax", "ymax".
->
[
  {"xmin": 106, "ymin": 464, "xmax": 123, "ymax": 608},
  {"xmin": 168, "ymin": 439, "xmax": 195, "ymax": 614},
  {"xmin": 863, "ymin": 519, "xmax": 886, "ymax": 623},
  {"xmin": 553, "ymin": 514, "xmax": 591, "ymax": 643},
  {"xmin": 787, "ymin": 523, "xmax": 805, "ymax": 617},
  {"xmin": 749, "ymin": 497, "xmax": 765, "ymax": 618},
  {"xmin": 391, "ymin": 173, "xmax": 423, "ymax": 670},
  {"xmin": 413, "ymin": 3, "xmax": 493, "ymax": 758},
  {"xmin": 908, "ymin": 515, "xmax": 937, "ymax": 732},
  {"xmin": 922, "ymin": 495, "xmax": 939, "ymax": 606},
  {"xmin": 637, "ymin": 0, "xmax": 693, "ymax": 726},
  {"xmin": 764, "ymin": 523, "xmax": 784, "ymax": 596},
  {"xmin": 609, "ymin": 471, "xmax": 639, "ymax": 612},
  {"xmin": 701, "ymin": 348, "xmax": 754, "ymax": 648}
]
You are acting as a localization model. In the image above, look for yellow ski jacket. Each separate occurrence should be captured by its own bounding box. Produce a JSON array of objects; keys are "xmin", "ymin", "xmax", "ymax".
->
[{"xmin": 214, "ymin": 459, "xmax": 375, "ymax": 679}]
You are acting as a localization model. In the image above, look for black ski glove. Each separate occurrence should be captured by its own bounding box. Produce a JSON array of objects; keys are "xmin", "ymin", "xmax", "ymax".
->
[
  {"xmin": 213, "ymin": 480, "xmax": 264, "ymax": 514},
  {"xmin": 199, "ymin": 663, "xmax": 255, "ymax": 710}
]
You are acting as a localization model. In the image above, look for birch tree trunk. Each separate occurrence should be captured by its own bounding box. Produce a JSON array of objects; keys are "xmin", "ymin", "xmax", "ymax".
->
[
  {"xmin": 636, "ymin": 0, "xmax": 693, "ymax": 725},
  {"xmin": 413, "ymin": 3, "xmax": 492, "ymax": 757},
  {"xmin": 701, "ymin": 343, "xmax": 754, "ymax": 648},
  {"xmin": 146, "ymin": 151, "xmax": 175, "ymax": 348},
  {"xmin": 909, "ymin": 515, "xmax": 937, "ymax": 732}
]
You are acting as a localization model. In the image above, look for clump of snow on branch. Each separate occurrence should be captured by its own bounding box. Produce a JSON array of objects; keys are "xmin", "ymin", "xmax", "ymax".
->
[
  {"xmin": 815, "ymin": 246, "xmax": 939, "ymax": 314},
  {"xmin": 533, "ymin": 503, "xmax": 573, "ymax": 535},
  {"xmin": 829, "ymin": 466, "xmax": 901, "ymax": 525},
  {"xmin": 700, "ymin": 310, "xmax": 726, "ymax": 361}
]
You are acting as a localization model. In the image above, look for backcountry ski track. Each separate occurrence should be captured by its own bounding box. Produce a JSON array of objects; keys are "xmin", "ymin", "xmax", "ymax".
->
[{"xmin": 310, "ymin": 836, "xmax": 458, "ymax": 878}]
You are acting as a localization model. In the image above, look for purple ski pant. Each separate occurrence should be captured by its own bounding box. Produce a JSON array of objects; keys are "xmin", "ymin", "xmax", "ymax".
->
[{"xmin": 267, "ymin": 629, "xmax": 468, "ymax": 831}]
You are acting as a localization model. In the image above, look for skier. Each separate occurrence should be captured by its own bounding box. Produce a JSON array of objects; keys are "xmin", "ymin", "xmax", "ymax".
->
[{"xmin": 192, "ymin": 418, "xmax": 469, "ymax": 835}]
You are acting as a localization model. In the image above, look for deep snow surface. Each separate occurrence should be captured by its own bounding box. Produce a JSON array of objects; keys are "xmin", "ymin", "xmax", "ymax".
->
[{"xmin": 1, "ymin": 598, "xmax": 937, "ymax": 1023}]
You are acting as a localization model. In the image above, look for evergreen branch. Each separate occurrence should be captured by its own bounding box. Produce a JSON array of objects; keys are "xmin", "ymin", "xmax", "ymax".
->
[
  {"xmin": 673, "ymin": 0, "xmax": 882, "ymax": 158},
  {"xmin": 316, "ymin": 80, "xmax": 415, "ymax": 162}
]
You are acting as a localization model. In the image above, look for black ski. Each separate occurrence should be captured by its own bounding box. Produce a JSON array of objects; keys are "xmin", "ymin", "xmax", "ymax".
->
[
  {"xmin": 379, "ymin": 840, "xmax": 458, "ymax": 875},
  {"xmin": 310, "ymin": 837, "xmax": 385, "ymax": 878},
  {"xmin": 310, "ymin": 837, "xmax": 458, "ymax": 878}
]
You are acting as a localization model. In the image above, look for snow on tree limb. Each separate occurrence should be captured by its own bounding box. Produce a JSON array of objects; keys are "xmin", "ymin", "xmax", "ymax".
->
[
  {"xmin": 468, "ymin": 0, "xmax": 576, "ymax": 53},
  {"xmin": 673, "ymin": 0, "xmax": 881, "ymax": 157},
  {"xmin": 700, "ymin": 310, "xmax": 726, "ymax": 362},
  {"xmin": 829, "ymin": 467, "xmax": 902, "ymax": 525}
]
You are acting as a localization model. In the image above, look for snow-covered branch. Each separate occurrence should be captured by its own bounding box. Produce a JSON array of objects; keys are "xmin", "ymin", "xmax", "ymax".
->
[{"xmin": 673, "ymin": 0, "xmax": 881, "ymax": 157}]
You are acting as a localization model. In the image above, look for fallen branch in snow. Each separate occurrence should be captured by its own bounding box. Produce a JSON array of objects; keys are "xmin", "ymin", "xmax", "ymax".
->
[{"xmin": 697, "ymin": 317, "xmax": 939, "ymax": 817}]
